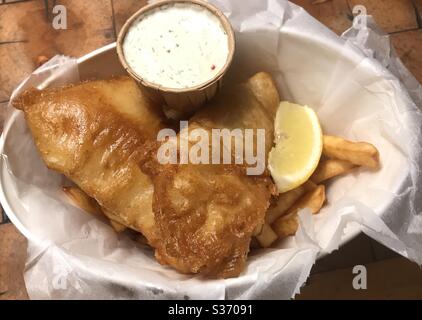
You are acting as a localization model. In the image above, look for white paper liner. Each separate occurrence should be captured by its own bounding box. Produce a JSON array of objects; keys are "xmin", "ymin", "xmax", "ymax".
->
[{"xmin": 1, "ymin": 0, "xmax": 422, "ymax": 299}]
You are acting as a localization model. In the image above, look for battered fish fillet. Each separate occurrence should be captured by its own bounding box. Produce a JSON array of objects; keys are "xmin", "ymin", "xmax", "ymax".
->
[
  {"xmin": 14, "ymin": 72, "xmax": 280, "ymax": 278},
  {"xmin": 148, "ymin": 72, "xmax": 280, "ymax": 278},
  {"xmin": 13, "ymin": 76, "xmax": 164, "ymax": 246}
]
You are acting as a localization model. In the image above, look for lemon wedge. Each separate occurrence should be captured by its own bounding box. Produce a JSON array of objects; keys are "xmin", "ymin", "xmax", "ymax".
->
[{"xmin": 269, "ymin": 101, "xmax": 323, "ymax": 193}]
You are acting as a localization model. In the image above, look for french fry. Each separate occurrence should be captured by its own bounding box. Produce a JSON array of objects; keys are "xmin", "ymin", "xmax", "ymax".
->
[
  {"xmin": 311, "ymin": 159, "xmax": 357, "ymax": 184},
  {"xmin": 256, "ymin": 224, "xmax": 278, "ymax": 248},
  {"xmin": 266, "ymin": 180, "xmax": 318, "ymax": 224},
  {"xmin": 266, "ymin": 187, "xmax": 306, "ymax": 224},
  {"xmin": 110, "ymin": 220, "xmax": 127, "ymax": 233},
  {"xmin": 304, "ymin": 180, "xmax": 318, "ymax": 191},
  {"xmin": 257, "ymin": 182, "xmax": 316, "ymax": 245},
  {"xmin": 253, "ymin": 223, "xmax": 264, "ymax": 236},
  {"xmin": 323, "ymin": 135, "xmax": 380, "ymax": 169},
  {"xmin": 63, "ymin": 186, "xmax": 103, "ymax": 217},
  {"xmin": 286, "ymin": 184, "xmax": 325, "ymax": 216},
  {"xmin": 271, "ymin": 212, "xmax": 298, "ymax": 239},
  {"xmin": 272, "ymin": 185, "xmax": 325, "ymax": 238},
  {"xmin": 265, "ymin": 133, "xmax": 380, "ymax": 245}
]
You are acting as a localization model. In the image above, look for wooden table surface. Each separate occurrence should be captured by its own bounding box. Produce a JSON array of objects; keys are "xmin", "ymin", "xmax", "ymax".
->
[{"xmin": 1, "ymin": 0, "xmax": 422, "ymax": 300}]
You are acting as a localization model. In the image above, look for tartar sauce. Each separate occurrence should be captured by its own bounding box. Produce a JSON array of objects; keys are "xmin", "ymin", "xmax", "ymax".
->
[{"xmin": 123, "ymin": 3, "xmax": 230, "ymax": 90}]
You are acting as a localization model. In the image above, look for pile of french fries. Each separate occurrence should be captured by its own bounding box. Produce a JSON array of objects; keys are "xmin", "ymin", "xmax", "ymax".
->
[
  {"xmin": 63, "ymin": 135, "xmax": 380, "ymax": 249},
  {"xmin": 255, "ymin": 135, "xmax": 380, "ymax": 248}
]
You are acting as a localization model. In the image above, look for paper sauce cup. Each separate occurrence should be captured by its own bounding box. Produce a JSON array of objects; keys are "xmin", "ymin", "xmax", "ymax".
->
[{"xmin": 117, "ymin": 0, "xmax": 235, "ymax": 115}]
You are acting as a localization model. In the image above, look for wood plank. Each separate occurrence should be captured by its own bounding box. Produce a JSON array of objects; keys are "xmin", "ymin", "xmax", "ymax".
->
[
  {"xmin": 0, "ymin": 224, "xmax": 28, "ymax": 300},
  {"xmin": 370, "ymin": 239, "xmax": 399, "ymax": 261},
  {"xmin": 0, "ymin": 42, "xmax": 34, "ymax": 102},
  {"xmin": 290, "ymin": 0, "xmax": 353, "ymax": 35},
  {"xmin": 27, "ymin": 0, "xmax": 115, "ymax": 57},
  {"xmin": 0, "ymin": 0, "xmax": 40, "ymax": 41},
  {"xmin": 391, "ymin": 29, "xmax": 422, "ymax": 84},
  {"xmin": 312, "ymin": 234, "xmax": 375, "ymax": 274},
  {"xmin": 0, "ymin": 0, "xmax": 114, "ymax": 101},
  {"xmin": 0, "ymin": 101, "xmax": 6, "ymax": 132},
  {"xmin": 413, "ymin": 0, "xmax": 422, "ymax": 25},
  {"xmin": 0, "ymin": 0, "xmax": 34, "ymax": 5},
  {"xmin": 348, "ymin": 0, "xmax": 418, "ymax": 33},
  {"xmin": 298, "ymin": 257, "xmax": 422, "ymax": 299}
]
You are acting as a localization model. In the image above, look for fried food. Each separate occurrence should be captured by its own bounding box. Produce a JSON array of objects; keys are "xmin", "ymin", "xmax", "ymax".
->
[
  {"xmin": 63, "ymin": 186, "xmax": 103, "ymax": 217},
  {"xmin": 268, "ymin": 135, "xmax": 381, "ymax": 243},
  {"xmin": 271, "ymin": 212, "xmax": 299, "ymax": 239},
  {"xmin": 266, "ymin": 187, "xmax": 305, "ymax": 225},
  {"xmin": 13, "ymin": 68, "xmax": 382, "ymax": 276},
  {"xmin": 256, "ymin": 223, "xmax": 278, "ymax": 248},
  {"xmin": 285, "ymin": 185, "xmax": 325, "ymax": 216},
  {"xmin": 190, "ymin": 72, "xmax": 279, "ymax": 155},
  {"xmin": 311, "ymin": 159, "xmax": 357, "ymax": 184},
  {"xmin": 323, "ymin": 135, "xmax": 380, "ymax": 169},
  {"xmin": 14, "ymin": 76, "xmax": 165, "ymax": 246},
  {"xmin": 63, "ymin": 186, "xmax": 127, "ymax": 232},
  {"xmin": 147, "ymin": 72, "xmax": 279, "ymax": 277},
  {"xmin": 15, "ymin": 72, "xmax": 279, "ymax": 278},
  {"xmin": 109, "ymin": 220, "xmax": 127, "ymax": 233},
  {"xmin": 265, "ymin": 180, "xmax": 316, "ymax": 225},
  {"xmin": 272, "ymin": 185, "xmax": 325, "ymax": 238}
]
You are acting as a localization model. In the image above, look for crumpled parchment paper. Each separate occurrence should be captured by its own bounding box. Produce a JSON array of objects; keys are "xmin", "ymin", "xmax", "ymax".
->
[{"xmin": 1, "ymin": 0, "xmax": 422, "ymax": 299}]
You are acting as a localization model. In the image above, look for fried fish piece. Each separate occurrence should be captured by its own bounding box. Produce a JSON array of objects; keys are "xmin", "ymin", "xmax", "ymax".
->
[
  {"xmin": 147, "ymin": 72, "xmax": 280, "ymax": 278},
  {"xmin": 62, "ymin": 186, "xmax": 104, "ymax": 217},
  {"xmin": 13, "ymin": 76, "xmax": 165, "ymax": 246},
  {"xmin": 15, "ymin": 72, "xmax": 280, "ymax": 278}
]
